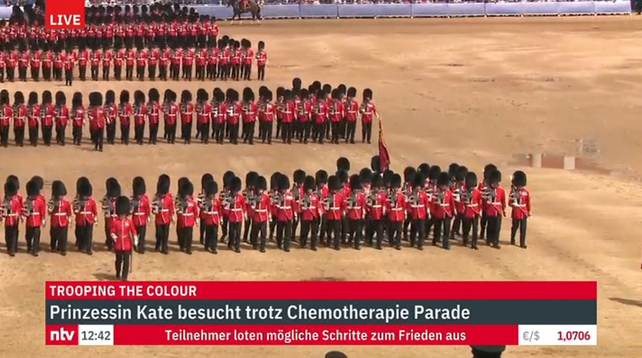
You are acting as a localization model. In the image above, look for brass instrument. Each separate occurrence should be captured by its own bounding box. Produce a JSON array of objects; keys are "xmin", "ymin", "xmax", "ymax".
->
[
  {"xmin": 221, "ymin": 190, "xmax": 233, "ymax": 209},
  {"xmin": 151, "ymin": 194, "xmax": 163, "ymax": 214}
]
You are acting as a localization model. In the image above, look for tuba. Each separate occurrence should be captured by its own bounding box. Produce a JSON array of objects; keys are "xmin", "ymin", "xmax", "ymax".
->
[{"xmin": 151, "ymin": 194, "xmax": 163, "ymax": 214}]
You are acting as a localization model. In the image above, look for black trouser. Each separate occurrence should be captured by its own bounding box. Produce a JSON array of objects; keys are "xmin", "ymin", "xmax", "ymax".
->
[
  {"xmin": 135, "ymin": 225, "xmax": 146, "ymax": 252},
  {"xmin": 178, "ymin": 226, "xmax": 194, "ymax": 252},
  {"xmin": 276, "ymin": 220, "xmax": 293, "ymax": 251},
  {"xmin": 135, "ymin": 123, "xmax": 145, "ymax": 144},
  {"xmin": 115, "ymin": 251, "xmax": 131, "ymax": 280},
  {"xmin": 362, "ymin": 122, "xmax": 372, "ymax": 143},
  {"xmin": 243, "ymin": 122, "xmax": 255, "ymax": 144},
  {"xmin": 228, "ymin": 123, "xmax": 239, "ymax": 144},
  {"xmin": 107, "ymin": 122, "xmax": 116, "ymax": 144},
  {"xmin": 221, "ymin": 217, "xmax": 229, "ymax": 241},
  {"xmin": 126, "ymin": 65, "xmax": 134, "ymax": 81},
  {"xmin": 121, "ymin": 125, "xmax": 130, "ymax": 144},
  {"xmin": 43, "ymin": 66, "xmax": 51, "ymax": 81},
  {"xmin": 433, "ymin": 217, "xmax": 452, "ymax": 249},
  {"xmin": 72, "ymin": 126, "xmax": 82, "ymax": 145},
  {"xmin": 204, "ymin": 224, "xmax": 219, "ymax": 252},
  {"xmin": 181, "ymin": 122, "xmax": 192, "ymax": 143},
  {"xmin": 366, "ymin": 219, "xmax": 385, "ymax": 248},
  {"xmin": 348, "ymin": 219, "xmax": 364, "ymax": 249},
  {"xmin": 184, "ymin": 65, "xmax": 192, "ymax": 80},
  {"xmin": 313, "ymin": 122, "xmax": 325, "ymax": 144},
  {"xmin": 250, "ymin": 221, "xmax": 267, "ymax": 250},
  {"xmin": 0, "ymin": 67, "xmax": 4, "ymax": 82},
  {"xmin": 486, "ymin": 215, "xmax": 502, "ymax": 247},
  {"xmin": 388, "ymin": 221, "xmax": 403, "ymax": 248},
  {"xmin": 257, "ymin": 64, "xmax": 265, "ymax": 81},
  {"xmin": 0, "ymin": 126, "xmax": 9, "ymax": 146},
  {"xmin": 159, "ymin": 65, "xmax": 167, "ymax": 81},
  {"xmin": 480, "ymin": 213, "xmax": 488, "ymax": 240},
  {"xmin": 148, "ymin": 64, "xmax": 156, "ymax": 80},
  {"xmin": 91, "ymin": 65, "xmax": 99, "ymax": 80},
  {"xmin": 242, "ymin": 63, "xmax": 251, "ymax": 81},
  {"xmin": 149, "ymin": 123, "xmax": 159, "ymax": 144},
  {"xmin": 451, "ymin": 213, "xmax": 463, "ymax": 238},
  {"xmin": 18, "ymin": 66, "xmax": 27, "ymax": 81},
  {"xmin": 195, "ymin": 65, "xmax": 204, "ymax": 80},
  {"xmin": 25, "ymin": 226, "xmax": 41, "ymax": 254},
  {"xmin": 299, "ymin": 122, "xmax": 311, "ymax": 143},
  {"xmin": 102, "ymin": 65, "xmax": 110, "ymax": 81},
  {"xmin": 5, "ymin": 225, "xmax": 18, "ymax": 255},
  {"xmin": 114, "ymin": 65, "xmax": 121, "ymax": 80},
  {"xmin": 137, "ymin": 65, "xmax": 145, "ymax": 80},
  {"xmin": 300, "ymin": 219, "xmax": 319, "ymax": 249},
  {"xmin": 410, "ymin": 219, "xmax": 426, "ymax": 249},
  {"xmin": 78, "ymin": 224, "xmax": 93, "ymax": 253},
  {"xmin": 346, "ymin": 121, "xmax": 356, "ymax": 143},
  {"xmin": 79, "ymin": 65, "xmax": 87, "ymax": 81},
  {"xmin": 7, "ymin": 67, "xmax": 14, "ymax": 81},
  {"xmin": 243, "ymin": 217, "xmax": 252, "ymax": 243},
  {"xmin": 166, "ymin": 123, "xmax": 177, "ymax": 143},
  {"xmin": 105, "ymin": 222, "xmax": 114, "ymax": 250},
  {"xmin": 511, "ymin": 217, "xmax": 527, "ymax": 247},
  {"xmin": 29, "ymin": 126, "xmax": 38, "ymax": 146},
  {"xmin": 31, "ymin": 66, "xmax": 40, "ymax": 81},
  {"xmin": 281, "ymin": 122, "xmax": 292, "ymax": 144},
  {"xmin": 50, "ymin": 226, "xmax": 68, "ymax": 253},
  {"xmin": 292, "ymin": 215, "xmax": 300, "ymax": 242},
  {"xmin": 199, "ymin": 122, "xmax": 210, "ymax": 143},
  {"xmin": 462, "ymin": 216, "xmax": 479, "ymax": 248},
  {"xmin": 261, "ymin": 122, "xmax": 272, "ymax": 144},
  {"xmin": 55, "ymin": 125, "xmax": 66, "ymax": 145},
  {"xmin": 326, "ymin": 219, "xmax": 342, "ymax": 249},
  {"xmin": 228, "ymin": 221, "xmax": 242, "ymax": 251},
  {"xmin": 13, "ymin": 126, "xmax": 24, "ymax": 146},
  {"xmin": 330, "ymin": 121, "xmax": 342, "ymax": 143},
  {"xmin": 93, "ymin": 127, "xmax": 104, "ymax": 151},
  {"xmin": 42, "ymin": 125, "xmax": 53, "ymax": 145},
  {"xmin": 155, "ymin": 223, "xmax": 170, "ymax": 253}
]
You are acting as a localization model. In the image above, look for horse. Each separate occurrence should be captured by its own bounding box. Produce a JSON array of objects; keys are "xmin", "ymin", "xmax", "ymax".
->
[{"xmin": 227, "ymin": 0, "xmax": 262, "ymax": 24}]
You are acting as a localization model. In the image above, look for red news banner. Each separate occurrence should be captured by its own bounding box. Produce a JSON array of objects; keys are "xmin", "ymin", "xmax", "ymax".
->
[{"xmin": 45, "ymin": 281, "xmax": 597, "ymax": 346}]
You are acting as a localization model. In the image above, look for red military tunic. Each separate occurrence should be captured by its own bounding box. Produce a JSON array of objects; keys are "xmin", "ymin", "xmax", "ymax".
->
[
  {"xmin": 432, "ymin": 189, "xmax": 456, "ymax": 220},
  {"xmin": 181, "ymin": 102, "xmax": 194, "ymax": 126},
  {"xmin": 256, "ymin": 49, "xmax": 267, "ymax": 66},
  {"xmin": 110, "ymin": 217, "xmax": 136, "ymax": 252},
  {"xmin": 28, "ymin": 104, "xmax": 41, "ymax": 129},
  {"xmin": 165, "ymin": 102, "xmax": 179, "ymax": 126},
  {"xmin": 407, "ymin": 189, "xmax": 429, "ymax": 220},
  {"xmin": 242, "ymin": 102, "xmax": 258, "ymax": 124},
  {"xmin": 227, "ymin": 193, "xmax": 246, "ymax": 223},
  {"xmin": 344, "ymin": 191, "xmax": 366, "ymax": 220},
  {"xmin": 366, "ymin": 190, "xmax": 387, "ymax": 220},
  {"xmin": 251, "ymin": 192, "xmax": 271, "ymax": 223},
  {"xmin": 131, "ymin": 195, "xmax": 151, "ymax": 227},
  {"xmin": 313, "ymin": 101, "xmax": 328, "ymax": 125},
  {"xmin": 226, "ymin": 101, "xmax": 242, "ymax": 125},
  {"xmin": 260, "ymin": 102, "xmax": 275, "ymax": 123},
  {"xmin": 177, "ymin": 197, "xmax": 199, "ymax": 228},
  {"xmin": 147, "ymin": 102, "xmax": 161, "ymax": 125},
  {"xmin": 13, "ymin": 104, "xmax": 26, "ymax": 129},
  {"xmin": 1, "ymin": 195, "xmax": 22, "ymax": 227},
  {"xmin": 24, "ymin": 197, "xmax": 46, "ymax": 227},
  {"xmin": 75, "ymin": 197, "xmax": 98, "ymax": 226},
  {"xmin": 153, "ymin": 193, "xmax": 174, "ymax": 225},
  {"xmin": 50, "ymin": 197, "xmax": 73, "ymax": 228},
  {"xmin": 200, "ymin": 196, "xmax": 223, "ymax": 226},
  {"xmin": 482, "ymin": 186, "xmax": 506, "ymax": 218},
  {"xmin": 361, "ymin": 101, "xmax": 377, "ymax": 124},
  {"xmin": 299, "ymin": 192, "xmax": 320, "ymax": 221},
  {"xmin": 463, "ymin": 188, "xmax": 482, "ymax": 219},
  {"xmin": 387, "ymin": 191, "xmax": 406, "ymax": 222},
  {"xmin": 133, "ymin": 103, "xmax": 147, "ymax": 126},
  {"xmin": 56, "ymin": 105, "xmax": 69, "ymax": 128},
  {"xmin": 119, "ymin": 102, "xmax": 132, "ymax": 127},
  {"xmin": 275, "ymin": 190, "xmax": 296, "ymax": 222},
  {"xmin": 197, "ymin": 102, "xmax": 212, "ymax": 125},
  {"xmin": 510, "ymin": 187, "xmax": 530, "ymax": 220},
  {"xmin": 0, "ymin": 105, "xmax": 13, "ymax": 128},
  {"xmin": 325, "ymin": 192, "xmax": 344, "ymax": 221}
]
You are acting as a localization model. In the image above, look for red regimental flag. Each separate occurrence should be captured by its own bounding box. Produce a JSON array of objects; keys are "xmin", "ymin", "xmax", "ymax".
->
[{"xmin": 378, "ymin": 118, "xmax": 390, "ymax": 172}]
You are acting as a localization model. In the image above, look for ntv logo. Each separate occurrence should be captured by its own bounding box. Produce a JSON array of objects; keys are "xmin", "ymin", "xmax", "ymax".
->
[
  {"xmin": 45, "ymin": 0, "xmax": 85, "ymax": 29},
  {"xmin": 50, "ymin": 327, "xmax": 76, "ymax": 342}
]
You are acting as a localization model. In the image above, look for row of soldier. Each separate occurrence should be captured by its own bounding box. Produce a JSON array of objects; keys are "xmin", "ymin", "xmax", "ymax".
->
[
  {"xmin": 0, "ymin": 38, "xmax": 268, "ymax": 83},
  {"xmin": 0, "ymin": 156, "xmax": 532, "ymax": 258},
  {"xmin": 0, "ymin": 81, "xmax": 378, "ymax": 148}
]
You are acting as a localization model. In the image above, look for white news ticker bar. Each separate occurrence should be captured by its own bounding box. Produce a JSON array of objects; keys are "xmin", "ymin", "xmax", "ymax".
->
[
  {"xmin": 518, "ymin": 325, "xmax": 597, "ymax": 346},
  {"xmin": 78, "ymin": 325, "xmax": 114, "ymax": 346}
]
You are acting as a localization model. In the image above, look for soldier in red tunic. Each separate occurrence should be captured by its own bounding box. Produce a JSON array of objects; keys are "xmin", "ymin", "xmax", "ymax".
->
[
  {"xmin": 30, "ymin": 45, "xmax": 42, "ymax": 81},
  {"xmin": 242, "ymin": 87, "xmax": 258, "ymax": 145},
  {"xmin": 482, "ymin": 169, "xmax": 506, "ymax": 249},
  {"xmin": 130, "ymin": 176, "xmax": 150, "ymax": 253},
  {"xmin": 0, "ymin": 90, "xmax": 12, "ymax": 147},
  {"xmin": 226, "ymin": 89, "xmax": 242, "ymax": 145},
  {"xmin": 510, "ymin": 171, "xmax": 530, "ymax": 249},
  {"xmin": 432, "ymin": 172, "xmax": 456, "ymax": 250},
  {"xmin": 298, "ymin": 176, "xmax": 320, "ymax": 250},
  {"xmin": 195, "ymin": 89, "xmax": 212, "ymax": 144},
  {"xmin": 12, "ymin": 91, "xmax": 26, "ymax": 147},
  {"xmin": 242, "ymin": 172, "xmax": 259, "ymax": 244},
  {"xmin": 461, "ymin": 172, "xmax": 482, "ymax": 250},
  {"xmin": 18, "ymin": 44, "xmax": 28, "ymax": 82},
  {"xmin": 256, "ymin": 40, "xmax": 267, "ymax": 81},
  {"xmin": 250, "ymin": 176, "xmax": 271, "ymax": 252},
  {"xmin": 110, "ymin": 196, "xmax": 137, "ymax": 281},
  {"xmin": 54, "ymin": 91, "xmax": 69, "ymax": 146},
  {"xmin": 260, "ymin": 89, "xmax": 275, "ymax": 144},
  {"xmin": 71, "ymin": 92, "xmax": 85, "ymax": 146},
  {"xmin": 360, "ymin": 88, "xmax": 377, "ymax": 144},
  {"xmin": 164, "ymin": 90, "xmax": 179, "ymax": 144},
  {"xmin": 102, "ymin": 46, "xmax": 112, "ymax": 81},
  {"xmin": 48, "ymin": 180, "xmax": 72, "ymax": 255},
  {"xmin": 324, "ymin": 175, "xmax": 344, "ymax": 250},
  {"xmin": 23, "ymin": 180, "xmax": 47, "ymax": 257},
  {"xmin": 176, "ymin": 180, "xmax": 199, "ymax": 254},
  {"xmin": 148, "ymin": 45, "xmax": 158, "ymax": 81},
  {"xmin": 2, "ymin": 179, "xmax": 22, "ymax": 256},
  {"xmin": 75, "ymin": 178, "xmax": 98, "ymax": 255},
  {"xmin": 450, "ymin": 166, "xmax": 468, "ymax": 240},
  {"xmin": 365, "ymin": 174, "xmax": 387, "ymax": 249},
  {"xmin": 104, "ymin": 90, "xmax": 118, "ymax": 145},
  {"xmin": 344, "ymin": 87, "xmax": 359, "ymax": 144},
  {"xmin": 147, "ymin": 88, "xmax": 161, "ymax": 145},
  {"xmin": 344, "ymin": 175, "xmax": 366, "ymax": 250},
  {"xmin": 242, "ymin": 39, "xmax": 253, "ymax": 81},
  {"xmin": 386, "ymin": 174, "xmax": 405, "ymax": 250},
  {"xmin": 119, "ymin": 90, "xmax": 133, "ymax": 145},
  {"xmin": 152, "ymin": 174, "xmax": 174, "ymax": 254},
  {"xmin": 227, "ymin": 177, "xmax": 246, "ymax": 253},
  {"xmin": 180, "ymin": 90, "xmax": 194, "ymax": 144}
]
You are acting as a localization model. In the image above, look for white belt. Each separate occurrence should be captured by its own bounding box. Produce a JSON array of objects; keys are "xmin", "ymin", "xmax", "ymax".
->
[
  {"xmin": 372, "ymin": 205, "xmax": 382, "ymax": 208},
  {"xmin": 466, "ymin": 204, "xmax": 479, "ymax": 207},
  {"xmin": 6, "ymin": 213, "xmax": 18, "ymax": 217},
  {"xmin": 231, "ymin": 208, "xmax": 243, "ymax": 212},
  {"xmin": 439, "ymin": 204, "xmax": 450, "ymax": 207},
  {"xmin": 28, "ymin": 213, "xmax": 40, "ymax": 216},
  {"xmin": 411, "ymin": 205, "xmax": 424, "ymax": 208},
  {"xmin": 133, "ymin": 212, "xmax": 146, "ymax": 215},
  {"xmin": 348, "ymin": 206, "xmax": 362, "ymax": 210},
  {"xmin": 181, "ymin": 213, "xmax": 194, "ymax": 216},
  {"xmin": 160, "ymin": 209, "xmax": 169, "ymax": 212},
  {"xmin": 278, "ymin": 206, "xmax": 291, "ymax": 210},
  {"xmin": 391, "ymin": 208, "xmax": 403, "ymax": 211},
  {"xmin": 513, "ymin": 204, "xmax": 526, "ymax": 207},
  {"xmin": 53, "ymin": 213, "xmax": 68, "ymax": 216},
  {"xmin": 79, "ymin": 211, "xmax": 92, "ymax": 214},
  {"xmin": 255, "ymin": 209, "xmax": 268, "ymax": 213},
  {"xmin": 205, "ymin": 211, "xmax": 219, "ymax": 215}
]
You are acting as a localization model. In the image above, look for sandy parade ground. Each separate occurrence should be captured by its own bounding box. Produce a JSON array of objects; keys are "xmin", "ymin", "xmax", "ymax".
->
[{"xmin": 1, "ymin": 16, "xmax": 642, "ymax": 358}]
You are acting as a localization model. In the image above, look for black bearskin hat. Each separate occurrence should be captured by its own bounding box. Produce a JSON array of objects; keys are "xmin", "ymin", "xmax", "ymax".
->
[
  {"xmin": 315, "ymin": 170, "xmax": 328, "ymax": 185},
  {"xmin": 418, "ymin": 163, "xmax": 430, "ymax": 178},
  {"xmin": 437, "ymin": 172, "xmax": 450, "ymax": 187},
  {"xmin": 448, "ymin": 163, "xmax": 460, "ymax": 180},
  {"xmin": 337, "ymin": 170, "xmax": 349, "ymax": 184},
  {"xmin": 55, "ymin": 91, "xmax": 66, "ymax": 106},
  {"xmin": 456, "ymin": 166, "xmax": 469, "ymax": 182},
  {"xmin": 135, "ymin": 90, "xmax": 145, "ymax": 104},
  {"xmin": 293, "ymin": 170, "xmax": 306, "ymax": 185},
  {"xmin": 205, "ymin": 180, "xmax": 218, "ymax": 196},
  {"xmin": 264, "ymin": 90, "xmax": 273, "ymax": 102},
  {"xmin": 303, "ymin": 176, "xmax": 315, "ymax": 192},
  {"xmin": 512, "ymin": 170, "xmax": 527, "ymax": 187},
  {"xmin": 26, "ymin": 180, "xmax": 39, "ymax": 197},
  {"xmin": 0, "ymin": 89, "xmax": 9, "ymax": 105},
  {"xmin": 429, "ymin": 165, "xmax": 441, "ymax": 181},
  {"xmin": 371, "ymin": 174, "xmax": 383, "ymax": 188},
  {"xmin": 471, "ymin": 345, "xmax": 506, "ymax": 358},
  {"xmin": 243, "ymin": 87, "xmax": 254, "ymax": 102},
  {"xmin": 177, "ymin": 177, "xmax": 190, "ymax": 197},
  {"xmin": 349, "ymin": 174, "xmax": 362, "ymax": 191},
  {"xmin": 483, "ymin": 164, "xmax": 498, "ymax": 180},
  {"xmin": 133, "ymin": 177, "xmax": 146, "ymax": 196},
  {"xmin": 201, "ymin": 173, "xmax": 214, "ymax": 189},
  {"xmin": 413, "ymin": 173, "xmax": 425, "ymax": 188},
  {"xmin": 4, "ymin": 181, "xmax": 17, "ymax": 197},
  {"xmin": 322, "ymin": 84, "xmax": 332, "ymax": 95},
  {"xmin": 72, "ymin": 92, "xmax": 82, "ymax": 108},
  {"xmin": 256, "ymin": 176, "xmax": 268, "ymax": 191},
  {"xmin": 336, "ymin": 157, "xmax": 350, "ymax": 173},
  {"xmin": 337, "ymin": 84, "xmax": 347, "ymax": 96},
  {"xmin": 31, "ymin": 175, "xmax": 43, "ymax": 191},
  {"xmin": 328, "ymin": 175, "xmax": 340, "ymax": 191},
  {"xmin": 404, "ymin": 166, "xmax": 416, "ymax": 184},
  {"xmin": 79, "ymin": 178, "xmax": 93, "ymax": 197},
  {"xmin": 383, "ymin": 170, "xmax": 394, "ymax": 187},
  {"xmin": 94, "ymin": 91, "xmax": 103, "ymax": 107},
  {"xmin": 181, "ymin": 181, "xmax": 194, "ymax": 197},
  {"xmin": 359, "ymin": 168, "xmax": 372, "ymax": 184},
  {"xmin": 277, "ymin": 175, "xmax": 290, "ymax": 192},
  {"xmin": 76, "ymin": 176, "xmax": 88, "ymax": 196},
  {"xmin": 223, "ymin": 171, "xmax": 236, "ymax": 188},
  {"xmin": 391, "ymin": 174, "xmax": 402, "ymax": 189},
  {"xmin": 120, "ymin": 90, "xmax": 130, "ymax": 104},
  {"xmin": 156, "ymin": 174, "xmax": 170, "ymax": 195},
  {"xmin": 148, "ymin": 88, "xmax": 160, "ymax": 103},
  {"xmin": 259, "ymin": 86, "xmax": 269, "ymax": 98},
  {"xmin": 197, "ymin": 88, "xmax": 208, "ymax": 102},
  {"xmin": 316, "ymin": 89, "xmax": 325, "ymax": 101},
  {"xmin": 6, "ymin": 175, "xmax": 19, "ymax": 191},
  {"xmin": 116, "ymin": 196, "xmax": 130, "ymax": 216},
  {"xmin": 363, "ymin": 88, "xmax": 373, "ymax": 101},
  {"xmin": 246, "ymin": 171, "xmax": 259, "ymax": 188},
  {"xmin": 14, "ymin": 91, "xmax": 24, "ymax": 105},
  {"xmin": 311, "ymin": 80, "xmax": 322, "ymax": 91},
  {"xmin": 292, "ymin": 77, "xmax": 302, "ymax": 91},
  {"xmin": 231, "ymin": 177, "xmax": 242, "ymax": 193},
  {"xmin": 371, "ymin": 155, "xmax": 381, "ymax": 173},
  {"xmin": 258, "ymin": 41, "xmax": 265, "ymax": 49},
  {"xmin": 106, "ymin": 178, "xmax": 121, "ymax": 198},
  {"xmin": 52, "ymin": 180, "xmax": 67, "ymax": 197},
  {"xmin": 105, "ymin": 90, "xmax": 115, "ymax": 104},
  {"xmin": 214, "ymin": 88, "xmax": 225, "ymax": 102},
  {"xmin": 284, "ymin": 90, "xmax": 292, "ymax": 101},
  {"xmin": 181, "ymin": 89, "xmax": 192, "ymax": 103},
  {"xmin": 347, "ymin": 87, "xmax": 357, "ymax": 98},
  {"xmin": 489, "ymin": 170, "xmax": 502, "ymax": 184},
  {"xmin": 300, "ymin": 89, "xmax": 309, "ymax": 99},
  {"xmin": 226, "ymin": 88, "xmax": 235, "ymax": 102},
  {"xmin": 270, "ymin": 172, "xmax": 281, "ymax": 190},
  {"xmin": 42, "ymin": 90, "xmax": 52, "ymax": 105},
  {"xmin": 466, "ymin": 172, "xmax": 478, "ymax": 189},
  {"xmin": 28, "ymin": 91, "xmax": 38, "ymax": 106}
]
